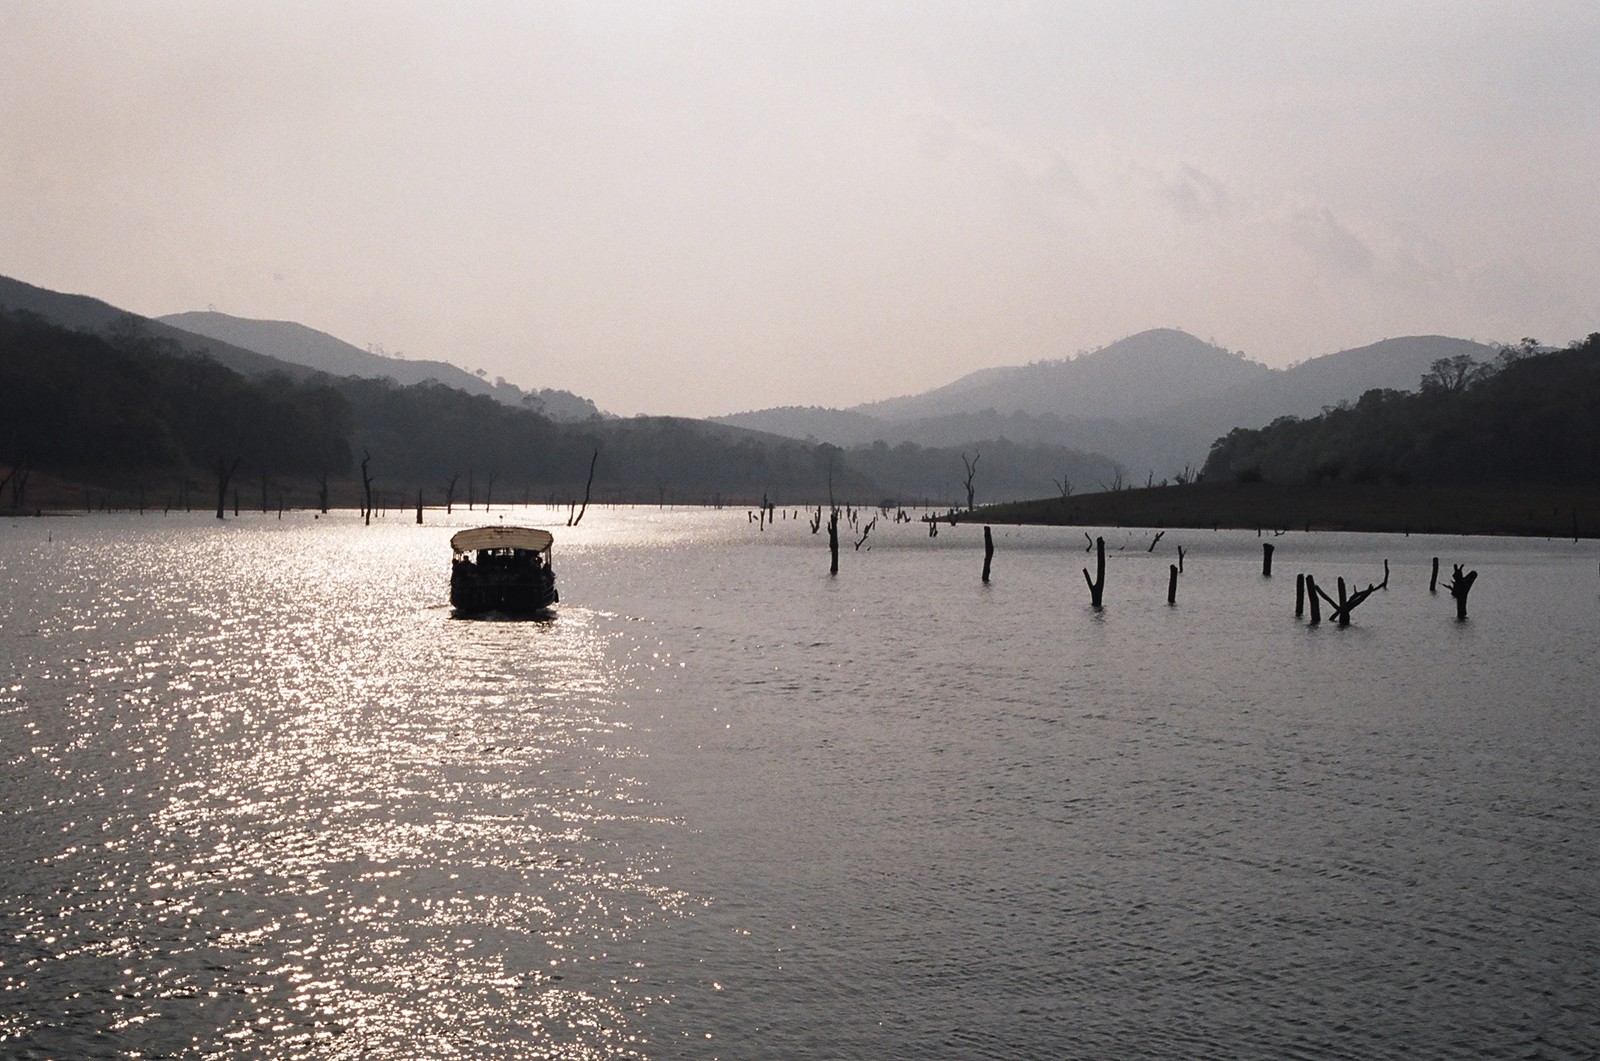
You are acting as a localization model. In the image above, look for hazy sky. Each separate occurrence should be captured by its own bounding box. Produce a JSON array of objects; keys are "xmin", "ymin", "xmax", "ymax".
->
[{"xmin": 5, "ymin": 2, "xmax": 1597, "ymax": 417}]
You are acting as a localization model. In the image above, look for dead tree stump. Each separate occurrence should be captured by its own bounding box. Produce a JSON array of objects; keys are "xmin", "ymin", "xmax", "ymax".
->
[
  {"xmin": 828, "ymin": 510, "xmax": 840, "ymax": 575},
  {"xmin": 360, "ymin": 451, "xmax": 374, "ymax": 526},
  {"xmin": 214, "ymin": 454, "xmax": 241, "ymax": 521},
  {"xmin": 1295, "ymin": 573, "xmax": 1305, "ymax": 618},
  {"xmin": 1430, "ymin": 557, "xmax": 1439, "ymax": 593},
  {"xmin": 1308, "ymin": 575, "xmax": 1379, "ymax": 627},
  {"xmin": 982, "ymin": 526, "xmax": 994, "ymax": 583},
  {"xmin": 1082, "ymin": 536, "xmax": 1105, "ymax": 608},
  {"xmin": 1446, "ymin": 564, "xmax": 1477, "ymax": 620},
  {"xmin": 1167, "ymin": 564, "xmax": 1178, "ymax": 605},
  {"xmin": 1306, "ymin": 575, "xmax": 1322, "ymax": 624},
  {"xmin": 1262, "ymin": 542, "xmax": 1274, "ymax": 577}
]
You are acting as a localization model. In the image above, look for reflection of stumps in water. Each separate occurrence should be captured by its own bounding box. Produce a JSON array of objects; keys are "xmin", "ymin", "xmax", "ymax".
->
[
  {"xmin": 1446, "ymin": 564, "xmax": 1477, "ymax": 620},
  {"xmin": 982, "ymin": 525, "xmax": 994, "ymax": 583},
  {"xmin": 1262, "ymin": 542, "xmax": 1274, "ymax": 577},
  {"xmin": 828, "ymin": 509, "xmax": 840, "ymax": 575},
  {"xmin": 1430, "ymin": 557, "xmax": 1440, "ymax": 593},
  {"xmin": 1295, "ymin": 573, "xmax": 1305, "ymax": 618},
  {"xmin": 1082, "ymin": 535, "xmax": 1105, "ymax": 608},
  {"xmin": 1167, "ymin": 564, "xmax": 1178, "ymax": 605},
  {"xmin": 1305, "ymin": 575, "xmax": 1322, "ymax": 624}
]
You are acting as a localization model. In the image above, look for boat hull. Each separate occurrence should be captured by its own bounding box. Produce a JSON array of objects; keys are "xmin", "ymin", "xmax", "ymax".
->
[{"xmin": 450, "ymin": 573, "xmax": 558, "ymax": 616}]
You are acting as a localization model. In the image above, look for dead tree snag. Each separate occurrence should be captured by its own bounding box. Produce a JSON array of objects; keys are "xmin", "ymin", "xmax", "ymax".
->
[
  {"xmin": 1082, "ymin": 536, "xmax": 1105, "ymax": 609},
  {"xmin": 1309, "ymin": 575, "xmax": 1380, "ymax": 627},
  {"xmin": 214, "ymin": 455, "xmax": 241, "ymax": 520},
  {"xmin": 1446, "ymin": 564, "xmax": 1478, "ymax": 621},
  {"xmin": 569, "ymin": 449, "xmax": 598, "ymax": 527},
  {"xmin": 360, "ymin": 451, "xmax": 374, "ymax": 526}
]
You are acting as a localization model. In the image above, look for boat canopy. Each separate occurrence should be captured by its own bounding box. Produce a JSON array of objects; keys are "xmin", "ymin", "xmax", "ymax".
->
[{"xmin": 450, "ymin": 526, "xmax": 554, "ymax": 554}]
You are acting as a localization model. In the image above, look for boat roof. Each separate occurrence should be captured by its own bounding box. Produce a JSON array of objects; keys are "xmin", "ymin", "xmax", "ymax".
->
[{"xmin": 450, "ymin": 526, "xmax": 554, "ymax": 553}]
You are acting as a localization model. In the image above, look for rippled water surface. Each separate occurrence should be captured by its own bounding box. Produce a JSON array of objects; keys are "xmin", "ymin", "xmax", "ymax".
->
[{"xmin": 3, "ymin": 507, "xmax": 1598, "ymax": 1058}]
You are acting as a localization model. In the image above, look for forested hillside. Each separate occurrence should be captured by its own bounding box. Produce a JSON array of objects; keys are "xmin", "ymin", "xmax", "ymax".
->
[
  {"xmin": 1, "ymin": 308, "xmax": 1110, "ymax": 511},
  {"xmin": 1202, "ymin": 335, "xmax": 1600, "ymax": 487},
  {"xmin": 0, "ymin": 309, "xmax": 350, "ymax": 489}
]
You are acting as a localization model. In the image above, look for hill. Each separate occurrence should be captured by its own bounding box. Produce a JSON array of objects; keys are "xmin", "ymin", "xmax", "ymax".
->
[
  {"xmin": 860, "ymin": 328, "xmax": 1271, "ymax": 422},
  {"xmin": 0, "ymin": 275, "xmax": 315, "ymax": 383},
  {"xmin": 1166, "ymin": 335, "xmax": 1499, "ymax": 436},
  {"xmin": 714, "ymin": 331, "xmax": 1503, "ymax": 478},
  {"xmin": 1, "ymin": 283, "xmax": 1111, "ymax": 511},
  {"xmin": 1202, "ymin": 336, "xmax": 1600, "ymax": 488},
  {"xmin": 160, "ymin": 310, "xmax": 600, "ymax": 421}
]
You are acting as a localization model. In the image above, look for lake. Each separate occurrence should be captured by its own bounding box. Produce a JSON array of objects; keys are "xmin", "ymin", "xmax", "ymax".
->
[{"xmin": 3, "ymin": 506, "xmax": 1598, "ymax": 1058}]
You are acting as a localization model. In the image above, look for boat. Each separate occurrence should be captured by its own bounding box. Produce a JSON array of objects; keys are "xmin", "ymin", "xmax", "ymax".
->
[{"xmin": 449, "ymin": 526, "xmax": 558, "ymax": 616}]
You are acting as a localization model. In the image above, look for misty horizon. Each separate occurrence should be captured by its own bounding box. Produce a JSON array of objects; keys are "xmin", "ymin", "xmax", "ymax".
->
[{"xmin": 5, "ymin": 3, "xmax": 1596, "ymax": 418}]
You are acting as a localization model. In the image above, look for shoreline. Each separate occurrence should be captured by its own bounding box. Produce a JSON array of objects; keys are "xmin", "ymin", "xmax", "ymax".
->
[{"xmin": 957, "ymin": 482, "xmax": 1599, "ymax": 541}]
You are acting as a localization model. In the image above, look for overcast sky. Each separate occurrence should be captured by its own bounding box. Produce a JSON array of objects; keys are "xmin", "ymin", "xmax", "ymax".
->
[{"xmin": 4, "ymin": 2, "xmax": 1597, "ymax": 417}]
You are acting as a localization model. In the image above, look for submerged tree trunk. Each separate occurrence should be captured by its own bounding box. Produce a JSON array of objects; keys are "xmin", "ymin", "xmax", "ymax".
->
[
  {"xmin": 570, "ymin": 449, "xmax": 598, "ymax": 527},
  {"xmin": 1082, "ymin": 536, "xmax": 1105, "ymax": 608},
  {"xmin": 215, "ymin": 455, "xmax": 241, "ymax": 520},
  {"xmin": 360, "ymin": 451, "xmax": 374, "ymax": 526},
  {"xmin": 1447, "ymin": 564, "xmax": 1478, "ymax": 620},
  {"xmin": 982, "ymin": 525, "xmax": 994, "ymax": 583}
]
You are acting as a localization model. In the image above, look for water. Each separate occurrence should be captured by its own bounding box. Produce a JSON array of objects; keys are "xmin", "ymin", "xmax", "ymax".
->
[{"xmin": 3, "ymin": 507, "xmax": 1598, "ymax": 1058}]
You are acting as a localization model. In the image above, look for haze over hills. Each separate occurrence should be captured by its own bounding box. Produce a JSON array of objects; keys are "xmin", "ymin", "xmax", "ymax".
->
[
  {"xmin": 714, "ymin": 329, "xmax": 1501, "ymax": 478},
  {"xmin": 0, "ymin": 277, "xmax": 603, "ymax": 423},
  {"xmin": 160, "ymin": 311, "xmax": 601, "ymax": 422},
  {"xmin": 1, "ymin": 273, "xmax": 1123, "ymax": 506},
  {"xmin": 0, "ymin": 275, "xmax": 313, "ymax": 383},
  {"xmin": 857, "ymin": 329, "xmax": 1271, "ymax": 422},
  {"xmin": 4, "ymin": 270, "xmax": 1524, "ymax": 507}
]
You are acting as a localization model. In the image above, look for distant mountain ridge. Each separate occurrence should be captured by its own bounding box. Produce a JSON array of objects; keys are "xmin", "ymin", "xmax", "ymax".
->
[
  {"xmin": 159, "ymin": 311, "xmax": 600, "ymax": 421},
  {"xmin": 0, "ymin": 275, "xmax": 311, "ymax": 382},
  {"xmin": 858, "ymin": 328, "xmax": 1271, "ymax": 422},
  {"xmin": 714, "ymin": 329, "xmax": 1501, "ymax": 477},
  {"xmin": 3, "ymin": 273, "xmax": 1121, "ymax": 507}
]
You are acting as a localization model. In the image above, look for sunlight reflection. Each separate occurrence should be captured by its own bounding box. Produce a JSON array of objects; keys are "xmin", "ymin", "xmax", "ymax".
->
[{"xmin": 1, "ymin": 515, "xmax": 692, "ymax": 1058}]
